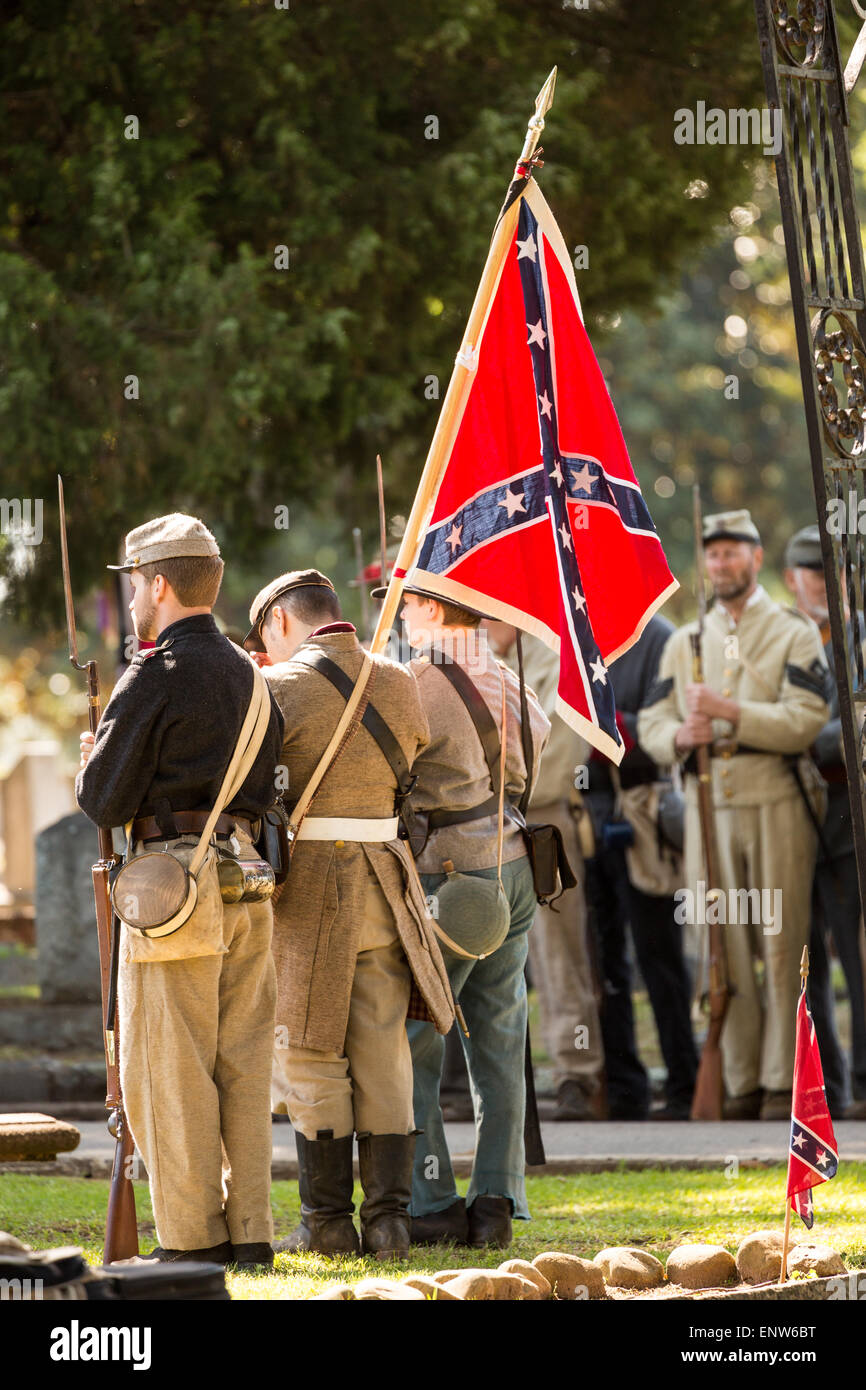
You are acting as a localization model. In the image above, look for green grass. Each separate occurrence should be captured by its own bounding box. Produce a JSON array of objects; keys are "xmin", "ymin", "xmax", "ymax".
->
[{"xmin": 2, "ymin": 1166, "xmax": 865, "ymax": 1300}]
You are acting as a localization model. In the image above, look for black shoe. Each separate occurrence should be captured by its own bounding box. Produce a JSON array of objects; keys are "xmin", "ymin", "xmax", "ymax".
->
[
  {"xmin": 608, "ymin": 1106, "xmax": 649, "ymax": 1122},
  {"xmin": 357, "ymin": 1132, "xmax": 416, "ymax": 1261},
  {"xmin": 230, "ymin": 1243, "xmax": 274, "ymax": 1272},
  {"xmin": 410, "ymin": 1198, "xmax": 469, "ymax": 1247},
  {"xmin": 554, "ymin": 1079, "xmax": 597, "ymax": 1121},
  {"xmin": 466, "ymin": 1195, "xmax": 512, "ymax": 1249},
  {"xmin": 723, "ymin": 1089, "xmax": 763, "ymax": 1120},
  {"xmin": 142, "ymin": 1242, "xmax": 232, "ymax": 1264},
  {"xmin": 652, "ymin": 1103, "xmax": 692, "ymax": 1122},
  {"xmin": 285, "ymin": 1130, "xmax": 360, "ymax": 1257}
]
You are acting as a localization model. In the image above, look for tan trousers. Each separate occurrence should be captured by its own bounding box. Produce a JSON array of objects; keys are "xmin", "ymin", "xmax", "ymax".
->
[
  {"xmin": 276, "ymin": 870, "xmax": 414, "ymax": 1139},
  {"xmin": 527, "ymin": 800, "xmax": 603, "ymax": 1089},
  {"xmin": 119, "ymin": 897, "xmax": 277, "ymax": 1250},
  {"xmin": 684, "ymin": 792, "xmax": 816, "ymax": 1097}
]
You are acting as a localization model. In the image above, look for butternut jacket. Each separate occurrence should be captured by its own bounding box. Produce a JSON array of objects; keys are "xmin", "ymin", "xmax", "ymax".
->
[
  {"xmin": 637, "ymin": 587, "xmax": 830, "ymax": 808},
  {"xmin": 408, "ymin": 630, "xmax": 550, "ymax": 873},
  {"xmin": 265, "ymin": 629, "xmax": 454, "ymax": 1053}
]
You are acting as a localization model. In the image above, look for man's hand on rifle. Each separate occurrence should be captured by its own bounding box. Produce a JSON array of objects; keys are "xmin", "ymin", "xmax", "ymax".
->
[
  {"xmin": 674, "ymin": 711, "xmax": 714, "ymax": 753},
  {"xmin": 80, "ymin": 731, "xmax": 95, "ymax": 770},
  {"xmin": 686, "ymin": 681, "xmax": 740, "ymax": 725}
]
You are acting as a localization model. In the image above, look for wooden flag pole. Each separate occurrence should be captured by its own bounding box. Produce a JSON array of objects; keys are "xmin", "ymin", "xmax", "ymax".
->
[
  {"xmin": 376, "ymin": 453, "xmax": 388, "ymax": 588},
  {"xmin": 780, "ymin": 944, "xmax": 810, "ymax": 1282},
  {"xmin": 370, "ymin": 67, "xmax": 557, "ymax": 654}
]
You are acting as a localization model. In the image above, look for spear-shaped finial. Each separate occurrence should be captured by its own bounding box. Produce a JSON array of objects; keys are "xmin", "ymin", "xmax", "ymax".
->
[
  {"xmin": 800, "ymin": 944, "xmax": 810, "ymax": 981},
  {"xmin": 516, "ymin": 66, "xmax": 558, "ymax": 170}
]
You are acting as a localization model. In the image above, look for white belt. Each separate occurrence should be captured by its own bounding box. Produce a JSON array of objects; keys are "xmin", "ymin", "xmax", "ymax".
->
[{"xmin": 295, "ymin": 816, "xmax": 399, "ymax": 842}]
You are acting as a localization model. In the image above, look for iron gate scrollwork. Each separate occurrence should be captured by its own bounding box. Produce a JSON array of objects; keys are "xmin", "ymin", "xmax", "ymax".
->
[{"xmin": 755, "ymin": 0, "xmax": 866, "ymax": 919}]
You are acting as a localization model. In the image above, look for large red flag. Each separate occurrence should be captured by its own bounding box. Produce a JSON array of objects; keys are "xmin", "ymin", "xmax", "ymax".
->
[
  {"xmin": 404, "ymin": 179, "xmax": 677, "ymax": 761},
  {"xmin": 787, "ymin": 980, "xmax": 838, "ymax": 1229}
]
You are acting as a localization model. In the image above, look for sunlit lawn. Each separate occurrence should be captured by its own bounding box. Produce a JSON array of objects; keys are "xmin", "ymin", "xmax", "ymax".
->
[{"xmin": 2, "ymin": 1165, "xmax": 865, "ymax": 1300}]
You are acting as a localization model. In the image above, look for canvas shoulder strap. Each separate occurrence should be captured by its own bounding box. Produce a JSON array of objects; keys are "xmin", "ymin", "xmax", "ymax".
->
[
  {"xmin": 515, "ymin": 633, "xmax": 535, "ymax": 818},
  {"xmin": 432, "ymin": 654, "xmax": 503, "ymax": 799},
  {"xmin": 292, "ymin": 649, "xmax": 416, "ymax": 801}
]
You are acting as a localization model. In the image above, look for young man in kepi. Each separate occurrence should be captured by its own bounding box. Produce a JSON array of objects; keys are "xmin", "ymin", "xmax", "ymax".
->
[
  {"xmin": 246, "ymin": 570, "xmax": 454, "ymax": 1260},
  {"xmin": 388, "ymin": 582, "xmax": 549, "ymax": 1248},
  {"xmin": 77, "ymin": 514, "xmax": 285, "ymax": 1269}
]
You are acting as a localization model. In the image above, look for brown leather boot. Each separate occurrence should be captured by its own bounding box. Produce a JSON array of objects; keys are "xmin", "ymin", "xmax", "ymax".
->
[
  {"xmin": 467, "ymin": 1195, "xmax": 513, "ymax": 1248},
  {"xmin": 357, "ymin": 1133, "xmax": 415, "ymax": 1261},
  {"xmin": 410, "ymin": 1197, "xmax": 469, "ymax": 1247},
  {"xmin": 283, "ymin": 1130, "xmax": 360, "ymax": 1257}
]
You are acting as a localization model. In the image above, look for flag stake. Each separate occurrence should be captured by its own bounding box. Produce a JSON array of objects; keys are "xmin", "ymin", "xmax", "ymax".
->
[
  {"xmin": 781, "ymin": 944, "xmax": 811, "ymax": 1281},
  {"xmin": 370, "ymin": 68, "xmax": 557, "ymax": 654}
]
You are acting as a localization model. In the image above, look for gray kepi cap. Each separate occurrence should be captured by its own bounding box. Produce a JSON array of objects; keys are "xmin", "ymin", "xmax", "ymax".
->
[
  {"xmin": 784, "ymin": 524, "xmax": 823, "ymax": 571},
  {"xmin": 244, "ymin": 568, "xmax": 338, "ymax": 651},
  {"xmin": 702, "ymin": 508, "xmax": 762, "ymax": 546}
]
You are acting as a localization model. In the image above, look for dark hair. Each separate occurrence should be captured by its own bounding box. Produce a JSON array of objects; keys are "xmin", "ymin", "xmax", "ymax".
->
[
  {"xmin": 136, "ymin": 555, "xmax": 224, "ymax": 607},
  {"xmin": 437, "ymin": 598, "xmax": 481, "ymax": 629},
  {"xmin": 265, "ymin": 583, "xmax": 342, "ymax": 629}
]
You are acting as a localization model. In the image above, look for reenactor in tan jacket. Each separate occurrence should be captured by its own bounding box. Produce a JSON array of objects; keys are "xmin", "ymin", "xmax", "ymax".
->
[
  {"xmin": 246, "ymin": 570, "xmax": 454, "ymax": 1260},
  {"xmin": 392, "ymin": 585, "xmax": 549, "ymax": 1248},
  {"xmin": 638, "ymin": 510, "xmax": 830, "ymax": 1119}
]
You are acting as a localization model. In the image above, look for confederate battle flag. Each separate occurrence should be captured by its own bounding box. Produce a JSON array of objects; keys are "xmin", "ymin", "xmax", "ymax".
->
[
  {"xmin": 787, "ymin": 978, "xmax": 838, "ymax": 1228},
  {"xmin": 404, "ymin": 179, "xmax": 677, "ymax": 761}
]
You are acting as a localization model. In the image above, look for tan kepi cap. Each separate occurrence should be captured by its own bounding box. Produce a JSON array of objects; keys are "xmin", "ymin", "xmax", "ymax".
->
[
  {"xmin": 244, "ymin": 568, "xmax": 337, "ymax": 649},
  {"xmin": 784, "ymin": 524, "xmax": 823, "ymax": 571},
  {"xmin": 702, "ymin": 508, "xmax": 761, "ymax": 546},
  {"xmin": 107, "ymin": 514, "xmax": 220, "ymax": 571}
]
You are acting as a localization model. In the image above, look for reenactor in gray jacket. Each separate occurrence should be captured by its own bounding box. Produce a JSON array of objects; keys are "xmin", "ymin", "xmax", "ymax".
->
[
  {"xmin": 246, "ymin": 570, "xmax": 454, "ymax": 1260},
  {"xmin": 639, "ymin": 510, "xmax": 830, "ymax": 1119},
  {"xmin": 783, "ymin": 525, "xmax": 866, "ymax": 1118}
]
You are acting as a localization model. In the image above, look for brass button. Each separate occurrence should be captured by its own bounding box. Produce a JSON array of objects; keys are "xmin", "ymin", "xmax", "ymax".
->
[
  {"xmin": 720, "ymin": 768, "xmax": 729, "ymax": 777},
  {"xmin": 722, "ymin": 688, "xmax": 731, "ymax": 697},
  {"xmin": 335, "ymin": 839, "xmax": 345, "ymax": 849},
  {"xmin": 724, "ymin": 789, "xmax": 733, "ymax": 799},
  {"xmin": 724, "ymin": 668, "xmax": 733, "ymax": 677},
  {"xmin": 722, "ymin": 750, "xmax": 732, "ymax": 760}
]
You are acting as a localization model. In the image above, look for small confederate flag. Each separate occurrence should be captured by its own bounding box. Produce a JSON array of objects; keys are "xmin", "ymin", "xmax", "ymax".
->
[
  {"xmin": 403, "ymin": 177, "xmax": 677, "ymax": 761},
  {"xmin": 787, "ymin": 978, "xmax": 838, "ymax": 1229}
]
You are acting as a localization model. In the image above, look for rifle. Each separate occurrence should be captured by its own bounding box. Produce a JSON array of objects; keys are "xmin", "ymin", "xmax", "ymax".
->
[
  {"xmin": 689, "ymin": 484, "xmax": 733, "ymax": 1122},
  {"xmin": 59, "ymin": 476, "xmax": 139, "ymax": 1261}
]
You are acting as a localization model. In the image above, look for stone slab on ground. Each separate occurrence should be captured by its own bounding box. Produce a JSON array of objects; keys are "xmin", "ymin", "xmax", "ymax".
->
[{"xmin": 4, "ymin": 1119, "xmax": 864, "ymax": 1180}]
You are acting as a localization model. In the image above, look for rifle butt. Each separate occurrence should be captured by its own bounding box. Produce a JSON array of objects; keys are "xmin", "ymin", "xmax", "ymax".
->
[
  {"xmin": 104, "ymin": 1117, "xmax": 139, "ymax": 1264},
  {"xmin": 690, "ymin": 1037, "xmax": 724, "ymax": 1121}
]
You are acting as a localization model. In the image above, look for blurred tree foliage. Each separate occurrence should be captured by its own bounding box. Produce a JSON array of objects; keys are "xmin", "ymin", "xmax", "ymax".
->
[{"xmin": 0, "ymin": 0, "xmax": 771, "ymax": 627}]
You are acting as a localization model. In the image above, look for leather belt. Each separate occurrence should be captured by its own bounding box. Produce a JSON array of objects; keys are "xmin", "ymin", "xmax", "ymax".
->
[
  {"xmin": 428, "ymin": 794, "xmax": 500, "ymax": 830},
  {"xmin": 132, "ymin": 811, "xmax": 255, "ymax": 843},
  {"xmin": 295, "ymin": 816, "xmax": 399, "ymax": 842}
]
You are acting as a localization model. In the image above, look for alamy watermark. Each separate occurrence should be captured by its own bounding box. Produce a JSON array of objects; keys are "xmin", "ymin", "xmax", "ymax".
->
[
  {"xmin": 674, "ymin": 882, "xmax": 782, "ymax": 936},
  {"xmin": 674, "ymin": 102, "xmax": 781, "ymax": 157},
  {"xmin": 0, "ymin": 498, "xmax": 43, "ymax": 546}
]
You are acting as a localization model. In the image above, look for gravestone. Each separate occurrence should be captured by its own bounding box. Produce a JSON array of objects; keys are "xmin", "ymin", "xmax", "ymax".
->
[{"xmin": 35, "ymin": 812, "xmax": 102, "ymax": 1004}]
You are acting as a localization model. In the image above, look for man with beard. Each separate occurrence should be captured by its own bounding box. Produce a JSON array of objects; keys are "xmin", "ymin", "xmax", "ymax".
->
[
  {"xmin": 639, "ymin": 510, "xmax": 829, "ymax": 1120},
  {"xmin": 783, "ymin": 525, "xmax": 866, "ymax": 1118},
  {"xmin": 77, "ymin": 515, "xmax": 285, "ymax": 1268}
]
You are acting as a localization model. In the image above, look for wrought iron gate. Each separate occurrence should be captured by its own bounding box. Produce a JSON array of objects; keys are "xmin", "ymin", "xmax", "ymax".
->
[{"xmin": 755, "ymin": 0, "xmax": 866, "ymax": 916}]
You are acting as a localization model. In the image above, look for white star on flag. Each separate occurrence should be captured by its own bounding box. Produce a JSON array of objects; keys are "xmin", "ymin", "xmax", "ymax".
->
[
  {"xmin": 516, "ymin": 232, "xmax": 537, "ymax": 262},
  {"xmin": 792, "ymin": 1131, "xmax": 806, "ymax": 1150},
  {"xmin": 527, "ymin": 319, "xmax": 547, "ymax": 347},
  {"xmin": 817, "ymin": 1150, "xmax": 830, "ymax": 1167},
  {"xmin": 558, "ymin": 520, "xmax": 573, "ymax": 552},
  {"xmin": 446, "ymin": 523, "xmax": 463, "ymax": 555},
  {"xmin": 538, "ymin": 391, "xmax": 553, "ymax": 419},
  {"xmin": 590, "ymin": 656, "xmax": 608, "ymax": 685},
  {"xmin": 550, "ymin": 459, "xmax": 564, "ymax": 488},
  {"xmin": 572, "ymin": 586, "xmax": 586, "ymax": 614},
  {"xmin": 498, "ymin": 487, "xmax": 527, "ymax": 519},
  {"xmin": 570, "ymin": 462, "xmax": 594, "ymax": 492}
]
